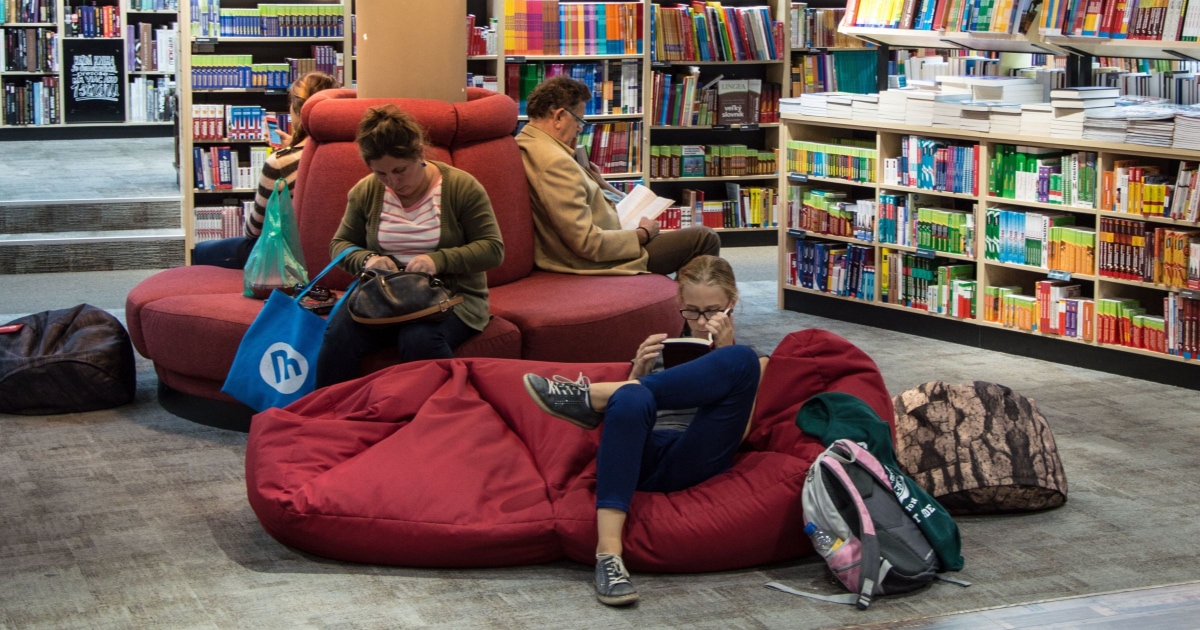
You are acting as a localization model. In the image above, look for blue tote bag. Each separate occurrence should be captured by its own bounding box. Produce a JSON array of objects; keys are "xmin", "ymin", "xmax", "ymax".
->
[{"xmin": 222, "ymin": 249, "xmax": 355, "ymax": 411}]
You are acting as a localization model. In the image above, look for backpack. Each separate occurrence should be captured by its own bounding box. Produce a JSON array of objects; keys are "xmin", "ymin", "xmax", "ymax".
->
[{"xmin": 767, "ymin": 439, "xmax": 969, "ymax": 609}]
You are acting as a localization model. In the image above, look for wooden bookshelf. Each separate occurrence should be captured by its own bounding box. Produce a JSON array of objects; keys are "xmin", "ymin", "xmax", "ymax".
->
[
  {"xmin": 0, "ymin": 0, "xmax": 180, "ymax": 129},
  {"xmin": 178, "ymin": 0, "xmax": 355, "ymax": 261},
  {"xmin": 778, "ymin": 114, "xmax": 1200, "ymax": 381}
]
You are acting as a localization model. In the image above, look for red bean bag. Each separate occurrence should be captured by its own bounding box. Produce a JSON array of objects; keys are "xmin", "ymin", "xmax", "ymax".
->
[{"xmin": 245, "ymin": 328, "xmax": 894, "ymax": 572}]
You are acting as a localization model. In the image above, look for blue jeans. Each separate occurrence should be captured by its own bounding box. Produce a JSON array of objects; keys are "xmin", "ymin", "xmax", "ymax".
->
[
  {"xmin": 314, "ymin": 304, "xmax": 477, "ymax": 388},
  {"xmin": 595, "ymin": 344, "xmax": 761, "ymax": 513},
  {"xmin": 192, "ymin": 236, "xmax": 255, "ymax": 269}
]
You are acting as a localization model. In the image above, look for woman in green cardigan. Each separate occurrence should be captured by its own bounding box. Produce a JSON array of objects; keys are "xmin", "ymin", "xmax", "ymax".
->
[{"xmin": 315, "ymin": 105, "xmax": 504, "ymax": 388}]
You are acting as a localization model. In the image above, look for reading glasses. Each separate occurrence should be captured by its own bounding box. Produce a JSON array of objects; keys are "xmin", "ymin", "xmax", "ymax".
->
[
  {"xmin": 679, "ymin": 308, "xmax": 728, "ymax": 321},
  {"xmin": 563, "ymin": 108, "xmax": 590, "ymax": 130}
]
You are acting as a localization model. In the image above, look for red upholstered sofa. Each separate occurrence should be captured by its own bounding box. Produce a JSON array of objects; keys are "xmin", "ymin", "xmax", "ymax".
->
[
  {"xmin": 246, "ymin": 329, "xmax": 896, "ymax": 572},
  {"xmin": 125, "ymin": 89, "xmax": 682, "ymax": 430}
]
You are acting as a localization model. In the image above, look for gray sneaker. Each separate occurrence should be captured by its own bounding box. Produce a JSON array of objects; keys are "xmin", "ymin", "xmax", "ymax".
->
[
  {"xmin": 523, "ymin": 373, "xmax": 604, "ymax": 430},
  {"xmin": 594, "ymin": 553, "xmax": 638, "ymax": 606}
]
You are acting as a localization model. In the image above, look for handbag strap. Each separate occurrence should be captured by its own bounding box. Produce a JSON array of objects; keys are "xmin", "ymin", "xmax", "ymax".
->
[{"xmin": 294, "ymin": 248, "xmax": 354, "ymax": 301}]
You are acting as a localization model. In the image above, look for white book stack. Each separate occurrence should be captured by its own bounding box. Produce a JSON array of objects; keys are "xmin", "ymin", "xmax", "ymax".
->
[
  {"xmin": 1049, "ymin": 107, "xmax": 1086, "ymax": 140},
  {"xmin": 966, "ymin": 76, "xmax": 1045, "ymax": 104},
  {"xmin": 851, "ymin": 93, "xmax": 880, "ymax": 121},
  {"xmin": 904, "ymin": 92, "xmax": 968, "ymax": 127},
  {"xmin": 932, "ymin": 100, "xmax": 965, "ymax": 128},
  {"xmin": 878, "ymin": 89, "xmax": 911, "ymax": 123},
  {"xmin": 1173, "ymin": 110, "xmax": 1200, "ymax": 149},
  {"xmin": 798, "ymin": 92, "xmax": 833, "ymax": 117},
  {"xmin": 1083, "ymin": 108, "xmax": 1130, "ymax": 142},
  {"xmin": 989, "ymin": 104, "xmax": 1024, "ymax": 134},
  {"xmin": 826, "ymin": 93, "xmax": 854, "ymax": 119},
  {"xmin": 959, "ymin": 101, "xmax": 994, "ymax": 132},
  {"xmin": 779, "ymin": 97, "xmax": 803, "ymax": 115},
  {"xmin": 1020, "ymin": 103, "xmax": 1054, "ymax": 137},
  {"xmin": 1125, "ymin": 111, "xmax": 1176, "ymax": 147}
]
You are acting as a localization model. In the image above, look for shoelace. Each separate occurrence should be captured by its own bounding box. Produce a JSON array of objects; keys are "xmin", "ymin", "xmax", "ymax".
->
[
  {"xmin": 546, "ymin": 373, "xmax": 591, "ymax": 396},
  {"xmin": 600, "ymin": 555, "xmax": 632, "ymax": 586}
]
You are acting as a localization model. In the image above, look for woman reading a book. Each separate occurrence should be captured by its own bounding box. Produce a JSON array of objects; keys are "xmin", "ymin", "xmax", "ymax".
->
[
  {"xmin": 523, "ymin": 255, "xmax": 763, "ymax": 606},
  {"xmin": 192, "ymin": 71, "xmax": 340, "ymax": 269},
  {"xmin": 516, "ymin": 76, "xmax": 719, "ymax": 276},
  {"xmin": 313, "ymin": 104, "xmax": 504, "ymax": 388}
]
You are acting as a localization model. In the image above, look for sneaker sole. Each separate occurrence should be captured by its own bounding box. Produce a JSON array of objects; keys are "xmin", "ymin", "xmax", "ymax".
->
[
  {"xmin": 597, "ymin": 591, "xmax": 639, "ymax": 606},
  {"xmin": 523, "ymin": 374, "xmax": 599, "ymax": 430}
]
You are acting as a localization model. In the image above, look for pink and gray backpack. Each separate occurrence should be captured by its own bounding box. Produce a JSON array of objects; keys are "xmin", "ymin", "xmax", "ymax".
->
[{"xmin": 767, "ymin": 439, "xmax": 969, "ymax": 609}]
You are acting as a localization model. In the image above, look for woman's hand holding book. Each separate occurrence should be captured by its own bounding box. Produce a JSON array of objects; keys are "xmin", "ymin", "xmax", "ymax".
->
[{"xmin": 628, "ymin": 333, "xmax": 668, "ymax": 379}]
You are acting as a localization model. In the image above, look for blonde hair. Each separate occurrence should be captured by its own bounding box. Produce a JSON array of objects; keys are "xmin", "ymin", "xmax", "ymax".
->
[
  {"xmin": 676, "ymin": 255, "xmax": 738, "ymax": 305},
  {"xmin": 287, "ymin": 71, "xmax": 340, "ymax": 147}
]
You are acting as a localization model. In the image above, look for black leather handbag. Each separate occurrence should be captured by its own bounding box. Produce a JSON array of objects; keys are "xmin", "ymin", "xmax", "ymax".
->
[{"xmin": 346, "ymin": 267, "xmax": 463, "ymax": 325}]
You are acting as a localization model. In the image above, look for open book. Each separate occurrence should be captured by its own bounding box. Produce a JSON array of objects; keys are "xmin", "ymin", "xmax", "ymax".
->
[
  {"xmin": 616, "ymin": 185, "xmax": 674, "ymax": 230},
  {"xmin": 661, "ymin": 337, "xmax": 712, "ymax": 369}
]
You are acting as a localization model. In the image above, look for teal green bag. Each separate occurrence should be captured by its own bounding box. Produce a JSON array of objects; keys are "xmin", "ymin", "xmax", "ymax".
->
[{"xmin": 243, "ymin": 179, "xmax": 308, "ymax": 299}]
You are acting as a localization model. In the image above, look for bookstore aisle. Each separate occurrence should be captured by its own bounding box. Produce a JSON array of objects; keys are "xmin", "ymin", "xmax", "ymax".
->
[{"xmin": 0, "ymin": 136, "xmax": 178, "ymax": 201}]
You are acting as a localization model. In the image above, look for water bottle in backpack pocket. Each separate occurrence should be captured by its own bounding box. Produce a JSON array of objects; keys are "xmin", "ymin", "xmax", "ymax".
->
[{"xmin": 767, "ymin": 439, "xmax": 969, "ymax": 609}]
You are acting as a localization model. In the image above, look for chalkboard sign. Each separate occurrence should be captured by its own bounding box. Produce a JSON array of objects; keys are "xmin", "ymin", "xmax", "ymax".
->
[{"xmin": 63, "ymin": 39, "xmax": 125, "ymax": 124}]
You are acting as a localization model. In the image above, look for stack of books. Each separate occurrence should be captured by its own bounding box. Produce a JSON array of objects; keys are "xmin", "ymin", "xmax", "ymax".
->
[
  {"xmin": 904, "ymin": 91, "xmax": 969, "ymax": 127},
  {"xmin": 932, "ymin": 99, "xmax": 965, "ymax": 129},
  {"xmin": 779, "ymin": 97, "xmax": 803, "ymax": 116},
  {"xmin": 798, "ymin": 92, "xmax": 835, "ymax": 117},
  {"xmin": 851, "ymin": 94, "xmax": 880, "ymax": 121},
  {"xmin": 826, "ymin": 93, "xmax": 854, "ymax": 119},
  {"xmin": 1173, "ymin": 110, "xmax": 1200, "ymax": 150},
  {"xmin": 968, "ymin": 77, "xmax": 1045, "ymax": 104},
  {"xmin": 1049, "ymin": 86, "xmax": 1119, "ymax": 110},
  {"xmin": 989, "ymin": 104, "xmax": 1023, "ymax": 134},
  {"xmin": 1019, "ymin": 103, "xmax": 1054, "ymax": 137},
  {"xmin": 958, "ymin": 101, "xmax": 998, "ymax": 132},
  {"xmin": 1049, "ymin": 107, "xmax": 1087, "ymax": 140},
  {"xmin": 1125, "ymin": 111, "xmax": 1176, "ymax": 148},
  {"xmin": 878, "ymin": 89, "xmax": 910, "ymax": 124},
  {"xmin": 1083, "ymin": 108, "xmax": 1129, "ymax": 142}
]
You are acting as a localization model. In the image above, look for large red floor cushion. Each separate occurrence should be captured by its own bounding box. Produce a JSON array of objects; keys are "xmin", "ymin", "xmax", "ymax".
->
[{"xmin": 246, "ymin": 329, "xmax": 894, "ymax": 571}]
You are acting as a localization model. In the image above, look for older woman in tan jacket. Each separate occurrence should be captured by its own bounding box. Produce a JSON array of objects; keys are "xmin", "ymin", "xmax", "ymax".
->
[{"xmin": 516, "ymin": 76, "xmax": 719, "ymax": 276}]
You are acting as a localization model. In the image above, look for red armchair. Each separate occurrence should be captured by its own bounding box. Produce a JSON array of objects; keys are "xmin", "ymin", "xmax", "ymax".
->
[{"xmin": 125, "ymin": 89, "xmax": 681, "ymax": 430}]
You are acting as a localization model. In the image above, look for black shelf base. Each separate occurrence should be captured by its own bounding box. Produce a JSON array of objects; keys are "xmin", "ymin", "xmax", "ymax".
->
[
  {"xmin": 717, "ymin": 229, "xmax": 777, "ymax": 247},
  {"xmin": 783, "ymin": 290, "xmax": 1200, "ymax": 391},
  {"xmin": 158, "ymin": 381, "xmax": 254, "ymax": 432}
]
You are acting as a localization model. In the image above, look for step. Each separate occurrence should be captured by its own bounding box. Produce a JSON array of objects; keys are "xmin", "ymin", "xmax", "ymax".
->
[
  {"xmin": 0, "ymin": 228, "xmax": 185, "ymax": 274},
  {"xmin": 0, "ymin": 197, "xmax": 181, "ymax": 234}
]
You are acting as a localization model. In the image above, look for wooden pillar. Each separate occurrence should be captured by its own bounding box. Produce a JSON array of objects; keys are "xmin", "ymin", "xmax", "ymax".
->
[{"xmin": 355, "ymin": 0, "xmax": 467, "ymax": 102}]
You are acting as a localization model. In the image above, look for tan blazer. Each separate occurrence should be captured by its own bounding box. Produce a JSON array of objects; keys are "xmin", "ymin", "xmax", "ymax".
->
[{"xmin": 517, "ymin": 124, "xmax": 648, "ymax": 275}]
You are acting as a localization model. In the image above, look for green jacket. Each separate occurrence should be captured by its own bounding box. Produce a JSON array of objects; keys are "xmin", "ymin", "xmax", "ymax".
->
[
  {"xmin": 797, "ymin": 392, "xmax": 965, "ymax": 571},
  {"xmin": 329, "ymin": 161, "xmax": 504, "ymax": 332}
]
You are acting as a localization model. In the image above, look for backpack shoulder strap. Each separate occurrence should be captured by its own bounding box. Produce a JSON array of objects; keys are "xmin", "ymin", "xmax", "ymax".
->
[{"xmin": 821, "ymin": 450, "xmax": 882, "ymax": 609}]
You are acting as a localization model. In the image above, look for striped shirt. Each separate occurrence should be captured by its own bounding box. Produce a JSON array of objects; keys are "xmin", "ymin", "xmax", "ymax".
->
[
  {"xmin": 246, "ymin": 145, "xmax": 304, "ymax": 238},
  {"xmin": 377, "ymin": 174, "xmax": 443, "ymax": 264}
]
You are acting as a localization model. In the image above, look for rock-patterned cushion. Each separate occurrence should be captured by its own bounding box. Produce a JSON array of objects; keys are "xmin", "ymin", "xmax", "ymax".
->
[{"xmin": 892, "ymin": 380, "xmax": 1068, "ymax": 515}]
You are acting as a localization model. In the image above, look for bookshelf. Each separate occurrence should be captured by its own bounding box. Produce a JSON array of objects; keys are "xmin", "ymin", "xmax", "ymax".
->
[
  {"xmin": 1, "ymin": 0, "xmax": 179, "ymax": 129},
  {"xmin": 777, "ymin": 114, "xmax": 1200, "ymax": 388},
  {"xmin": 178, "ymin": 0, "xmax": 354, "ymax": 259}
]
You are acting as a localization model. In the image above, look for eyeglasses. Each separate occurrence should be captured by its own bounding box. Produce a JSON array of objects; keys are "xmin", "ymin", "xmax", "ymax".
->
[
  {"xmin": 562, "ymin": 107, "xmax": 589, "ymax": 131},
  {"xmin": 679, "ymin": 307, "xmax": 731, "ymax": 321}
]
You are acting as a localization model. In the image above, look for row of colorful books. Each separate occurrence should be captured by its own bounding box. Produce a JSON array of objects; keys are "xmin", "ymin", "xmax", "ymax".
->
[
  {"xmin": 792, "ymin": 240, "xmax": 877, "ymax": 300},
  {"xmin": 3, "ymin": 27, "xmax": 56, "ymax": 73},
  {"xmin": 66, "ymin": 4, "xmax": 121, "ymax": 38},
  {"xmin": 0, "ymin": 0, "xmax": 56, "ymax": 23},
  {"xmin": 1043, "ymin": 0, "xmax": 1200, "ymax": 41},
  {"xmin": 467, "ymin": 13, "xmax": 498, "ymax": 57},
  {"xmin": 190, "ymin": 103, "xmax": 281, "ymax": 140},
  {"xmin": 190, "ymin": 3, "xmax": 344, "ymax": 38},
  {"xmin": 127, "ymin": 22, "xmax": 178, "ymax": 73},
  {"xmin": 507, "ymin": 60, "xmax": 641, "ymax": 117},
  {"xmin": 915, "ymin": 206, "xmax": 975, "ymax": 255},
  {"xmin": 194, "ymin": 204, "xmax": 250, "ymax": 243},
  {"xmin": 845, "ymin": 0, "xmax": 1042, "ymax": 33},
  {"xmin": 1098, "ymin": 218, "xmax": 1200, "ymax": 288},
  {"xmin": 984, "ymin": 207, "xmax": 1096, "ymax": 273},
  {"xmin": 189, "ymin": 51, "xmax": 339, "ymax": 90},
  {"xmin": 576, "ymin": 120, "xmax": 641, "ymax": 176},
  {"xmin": 879, "ymin": 250, "xmax": 973, "ymax": 314},
  {"xmin": 650, "ymin": 3, "xmax": 783, "ymax": 62},
  {"xmin": 192, "ymin": 145, "xmax": 269, "ymax": 191},
  {"xmin": 877, "ymin": 193, "xmax": 912, "ymax": 246},
  {"xmin": 130, "ymin": 0, "xmax": 178, "ymax": 10},
  {"xmin": 789, "ymin": 50, "xmax": 877, "ymax": 95},
  {"xmin": 983, "ymin": 284, "xmax": 1091, "ymax": 338},
  {"xmin": 1095, "ymin": 295, "xmax": 1200, "ymax": 358},
  {"xmin": 784, "ymin": 138, "xmax": 878, "ymax": 183},
  {"xmin": 885, "ymin": 135, "xmax": 979, "ymax": 195},
  {"xmin": 649, "ymin": 144, "xmax": 776, "ymax": 179},
  {"xmin": 786, "ymin": 185, "xmax": 876, "ymax": 242},
  {"xmin": 990, "ymin": 146, "xmax": 1099, "ymax": 209},
  {"xmin": 503, "ymin": 1, "xmax": 642, "ymax": 56},
  {"xmin": 651, "ymin": 74, "xmax": 780, "ymax": 127},
  {"xmin": 129, "ymin": 76, "xmax": 175, "ymax": 123},
  {"xmin": 672, "ymin": 186, "xmax": 780, "ymax": 230},
  {"xmin": 789, "ymin": 5, "xmax": 866, "ymax": 49},
  {"xmin": 2, "ymin": 76, "xmax": 57, "ymax": 126}
]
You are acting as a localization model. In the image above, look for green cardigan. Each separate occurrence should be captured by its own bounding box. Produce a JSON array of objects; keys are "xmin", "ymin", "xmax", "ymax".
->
[{"xmin": 329, "ymin": 161, "xmax": 505, "ymax": 332}]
